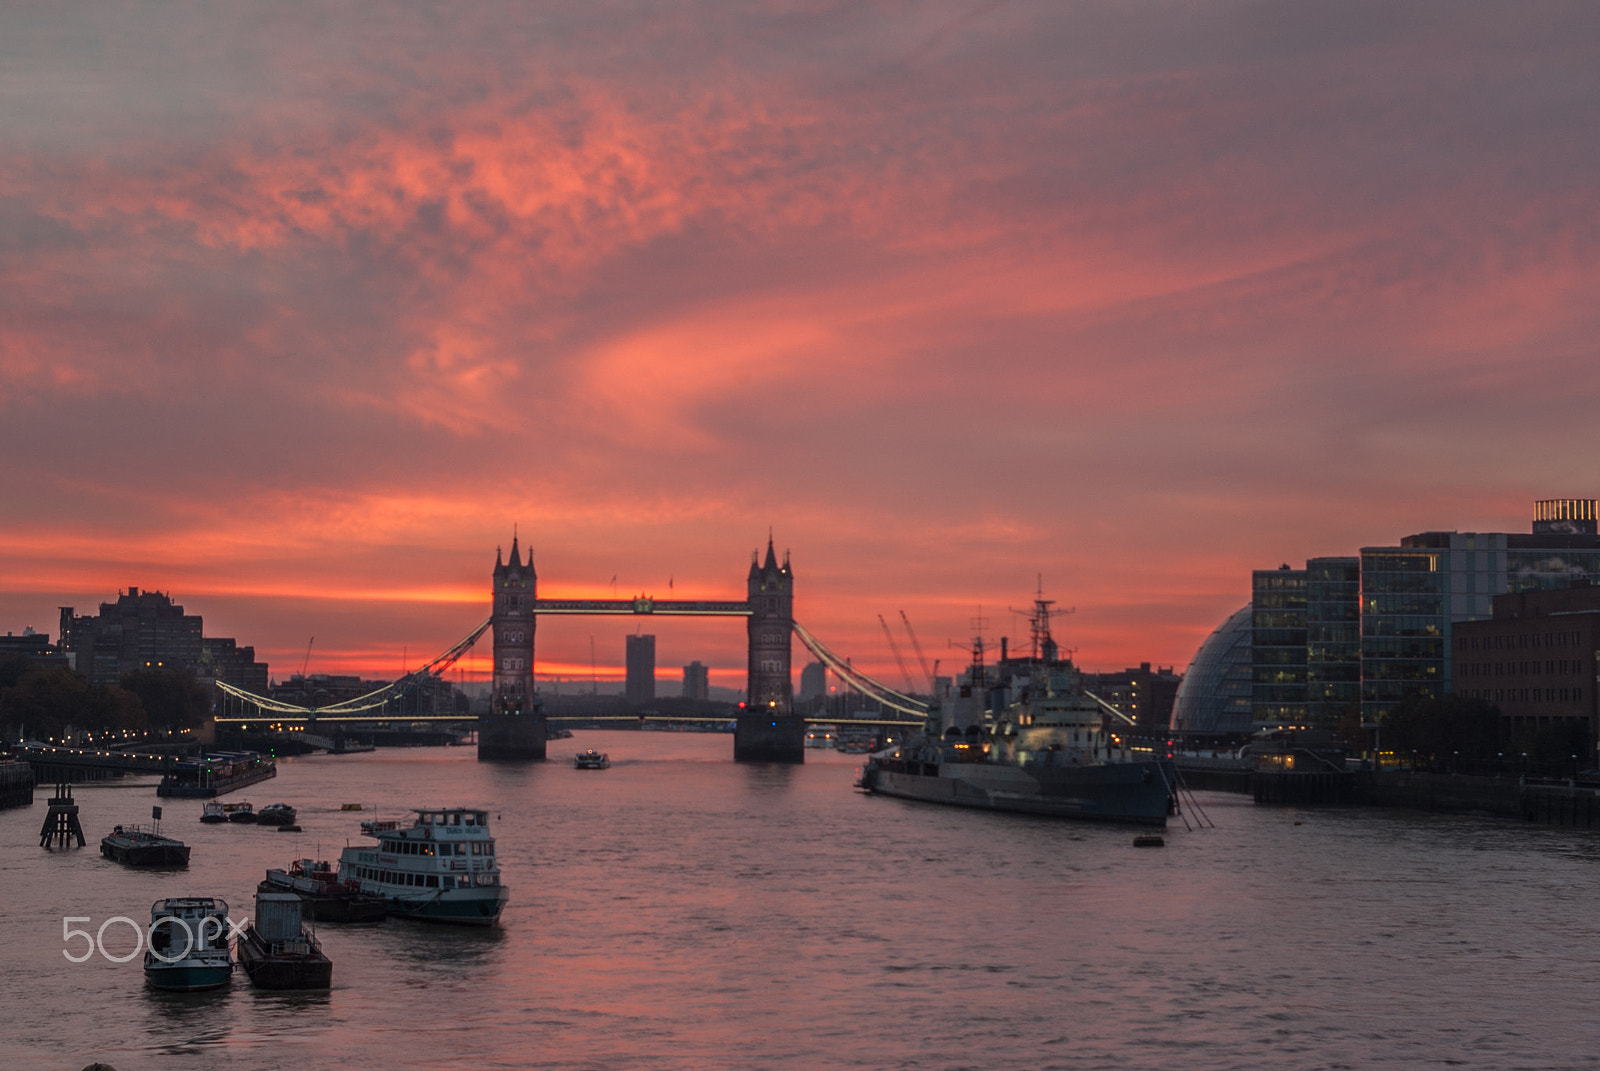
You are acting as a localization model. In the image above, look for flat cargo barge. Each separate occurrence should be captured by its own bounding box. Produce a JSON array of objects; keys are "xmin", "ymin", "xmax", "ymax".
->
[{"xmin": 158, "ymin": 751, "xmax": 276, "ymax": 798}]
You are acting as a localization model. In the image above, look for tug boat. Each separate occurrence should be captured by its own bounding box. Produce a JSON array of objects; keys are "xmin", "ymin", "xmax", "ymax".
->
[
  {"xmin": 236, "ymin": 892, "xmax": 332, "ymax": 990},
  {"xmin": 337, "ymin": 808, "xmax": 509, "ymax": 925},
  {"xmin": 259, "ymin": 858, "xmax": 387, "ymax": 923},
  {"xmin": 574, "ymin": 749, "xmax": 611, "ymax": 769},
  {"xmin": 101, "ymin": 824, "xmax": 190, "ymax": 867},
  {"xmin": 226, "ymin": 801, "xmax": 257, "ymax": 823},
  {"xmin": 144, "ymin": 897, "xmax": 233, "ymax": 990}
]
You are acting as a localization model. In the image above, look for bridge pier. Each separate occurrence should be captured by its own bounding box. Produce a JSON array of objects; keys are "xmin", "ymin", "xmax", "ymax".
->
[
  {"xmin": 733, "ymin": 714, "xmax": 806, "ymax": 763},
  {"xmin": 478, "ymin": 711, "xmax": 547, "ymax": 761}
]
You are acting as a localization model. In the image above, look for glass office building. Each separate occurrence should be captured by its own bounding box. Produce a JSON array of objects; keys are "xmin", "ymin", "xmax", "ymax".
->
[
  {"xmin": 1359, "ymin": 500, "xmax": 1600, "ymax": 722},
  {"xmin": 1306, "ymin": 557, "xmax": 1361, "ymax": 724},
  {"xmin": 1252, "ymin": 567, "xmax": 1307, "ymax": 724}
]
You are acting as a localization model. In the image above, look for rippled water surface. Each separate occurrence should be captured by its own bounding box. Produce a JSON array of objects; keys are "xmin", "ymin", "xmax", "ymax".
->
[{"xmin": 4, "ymin": 732, "xmax": 1600, "ymax": 1070}]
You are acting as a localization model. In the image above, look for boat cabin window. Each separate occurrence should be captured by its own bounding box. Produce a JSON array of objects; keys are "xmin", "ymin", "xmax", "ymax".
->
[{"xmin": 451, "ymin": 813, "xmax": 462, "ymax": 825}]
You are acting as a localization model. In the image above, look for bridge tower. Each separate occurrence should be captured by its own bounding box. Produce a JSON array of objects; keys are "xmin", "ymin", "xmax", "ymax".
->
[
  {"xmin": 735, "ymin": 537, "xmax": 805, "ymax": 762},
  {"xmin": 478, "ymin": 535, "xmax": 547, "ymax": 760}
]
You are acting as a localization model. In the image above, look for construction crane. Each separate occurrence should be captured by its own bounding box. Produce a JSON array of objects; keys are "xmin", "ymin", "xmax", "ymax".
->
[
  {"xmin": 877, "ymin": 614, "xmax": 918, "ymax": 694},
  {"xmin": 301, "ymin": 637, "xmax": 314, "ymax": 679},
  {"xmin": 898, "ymin": 610, "xmax": 935, "ymax": 692}
]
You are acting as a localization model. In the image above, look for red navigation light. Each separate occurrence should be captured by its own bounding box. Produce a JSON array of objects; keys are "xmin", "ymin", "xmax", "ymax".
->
[{"xmin": 738, "ymin": 701, "xmax": 746, "ymax": 709}]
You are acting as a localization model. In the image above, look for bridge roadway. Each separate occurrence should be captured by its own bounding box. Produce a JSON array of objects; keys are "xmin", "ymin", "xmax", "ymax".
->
[
  {"xmin": 530, "ymin": 598, "xmax": 751, "ymax": 616},
  {"xmin": 210, "ymin": 713, "xmax": 921, "ymax": 728}
]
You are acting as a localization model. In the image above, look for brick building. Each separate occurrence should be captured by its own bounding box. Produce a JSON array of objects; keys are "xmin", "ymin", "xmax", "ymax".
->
[{"xmin": 1451, "ymin": 580, "xmax": 1600, "ymax": 755}]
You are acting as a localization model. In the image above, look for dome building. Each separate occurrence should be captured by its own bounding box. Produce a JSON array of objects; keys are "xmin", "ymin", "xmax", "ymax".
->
[{"xmin": 1170, "ymin": 606, "xmax": 1253, "ymax": 736}]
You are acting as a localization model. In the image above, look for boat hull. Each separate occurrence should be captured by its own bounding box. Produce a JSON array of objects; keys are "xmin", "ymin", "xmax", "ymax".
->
[
  {"xmin": 385, "ymin": 886, "xmax": 510, "ymax": 926},
  {"xmin": 860, "ymin": 758, "xmax": 1173, "ymax": 827},
  {"xmin": 144, "ymin": 962, "xmax": 232, "ymax": 991},
  {"xmin": 237, "ymin": 931, "xmax": 332, "ymax": 990},
  {"xmin": 102, "ymin": 838, "xmax": 190, "ymax": 867},
  {"xmin": 257, "ymin": 878, "xmax": 387, "ymax": 923}
]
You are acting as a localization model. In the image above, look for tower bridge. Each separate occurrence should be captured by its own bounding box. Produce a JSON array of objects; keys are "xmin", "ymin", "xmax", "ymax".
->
[{"xmin": 212, "ymin": 536, "xmax": 927, "ymax": 763}]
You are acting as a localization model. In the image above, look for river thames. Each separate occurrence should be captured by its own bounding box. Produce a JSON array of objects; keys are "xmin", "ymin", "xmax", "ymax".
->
[{"xmin": 2, "ymin": 731, "xmax": 1597, "ymax": 1070}]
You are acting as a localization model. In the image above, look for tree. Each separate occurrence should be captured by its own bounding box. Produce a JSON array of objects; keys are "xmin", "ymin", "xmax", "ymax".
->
[
  {"xmin": 0, "ymin": 664, "xmax": 144, "ymax": 739},
  {"xmin": 119, "ymin": 668, "xmax": 209, "ymax": 731}
]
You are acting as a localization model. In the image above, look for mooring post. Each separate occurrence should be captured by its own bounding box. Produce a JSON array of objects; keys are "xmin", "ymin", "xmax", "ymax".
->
[{"xmin": 39, "ymin": 783, "xmax": 86, "ymax": 849}]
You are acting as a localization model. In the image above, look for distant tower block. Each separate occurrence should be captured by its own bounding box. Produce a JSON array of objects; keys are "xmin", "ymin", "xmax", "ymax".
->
[
  {"xmin": 479, "ymin": 535, "xmax": 547, "ymax": 761},
  {"xmin": 683, "ymin": 661, "xmax": 710, "ymax": 701},
  {"xmin": 736, "ymin": 537, "xmax": 805, "ymax": 762},
  {"xmin": 625, "ymin": 634, "xmax": 656, "ymax": 705},
  {"xmin": 39, "ymin": 783, "xmax": 86, "ymax": 849}
]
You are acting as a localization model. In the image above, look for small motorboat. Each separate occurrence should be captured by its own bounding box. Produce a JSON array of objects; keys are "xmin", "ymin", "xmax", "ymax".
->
[
  {"xmin": 237, "ymin": 892, "xmax": 332, "ymax": 990},
  {"xmin": 226, "ymin": 801, "xmax": 257, "ymax": 823},
  {"xmin": 255, "ymin": 803, "xmax": 297, "ymax": 827},
  {"xmin": 199, "ymin": 802, "xmax": 229, "ymax": 824},
  {"xmin": 574, "ymin": 749, "xmax": 610, "ymax": 769},
  {"xmin": 145, "ymin": 897, "xmax": 232, "ymax": 990}
]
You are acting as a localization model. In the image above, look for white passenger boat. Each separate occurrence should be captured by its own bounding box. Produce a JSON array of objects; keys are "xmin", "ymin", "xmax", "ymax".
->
[
  {"xmin": 804, "ymin": 726, "xmax": 836, "ymax": 749},
  {"xmin": 144, "ymin": 897, "xmax": 233, "ymax": 990},
  {"xmin": 337, "ymin": 808, "xmax": 509, "ymax": 925}
]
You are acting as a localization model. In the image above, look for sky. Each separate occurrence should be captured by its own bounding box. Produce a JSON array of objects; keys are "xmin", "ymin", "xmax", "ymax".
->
[{"xmin": 2, "ymin": 2, "xmax": 1598, "ymax": 692}]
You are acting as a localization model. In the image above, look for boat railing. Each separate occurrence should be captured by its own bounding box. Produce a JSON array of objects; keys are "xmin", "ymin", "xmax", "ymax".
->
[{"xmin": 360, "ymin": 819, "xmax": 403, "ymax": 835}]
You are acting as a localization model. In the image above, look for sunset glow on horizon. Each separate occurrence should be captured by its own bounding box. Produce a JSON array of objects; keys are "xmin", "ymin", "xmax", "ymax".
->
[{"xmin": 3, "ymin": 4, "xmax": 1598, "ymax": 688}]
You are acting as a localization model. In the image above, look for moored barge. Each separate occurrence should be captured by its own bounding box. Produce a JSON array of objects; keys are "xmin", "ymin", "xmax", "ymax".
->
[
  {"xmin": 236, "ymin": 892, "xmax": 332, "ymax": 990},
  {"xmin": 102, "ymin": 824, "xmax": 191, "ymax": 867}
]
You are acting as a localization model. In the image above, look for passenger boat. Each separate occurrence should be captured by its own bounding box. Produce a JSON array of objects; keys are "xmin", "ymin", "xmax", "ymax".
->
[
  {"xmin": 199, "ymin": 801, "xmax": 229, "ymax": 824},
  {"xmin": 255, "ymin": 803, "xmax": 297, "ymax": 826},
  {"xmin": 226, "ymin": 801, "xmax": 257, "ymax": 823},
  {"xmin": 144, "ymin": 897, "xmax": 233, "ymax": 990},
  {"xmin": 574, "ymin": 749, "xmax": 610, "ymax": 769},
  {"xmin": 337, "ymin": 808, "xmax": 509, "ymax": 925},
  {"xmin": 236, "ymin": 892, "xmax": 332, "ymax": 990},
  {"xmin": 259, "ymin": 858, "xmax": 387, "ymax": 923},
  {"xmin": 101, "ymin": 824, "xmax": 190, "ymax": 867},
  {"xmin": 804, "ymin": 726, "xmax": 836, "ymax": 749},
  {"xmin": 856, "ymin": 592, "xmax": 1175, "ymax": 827}
]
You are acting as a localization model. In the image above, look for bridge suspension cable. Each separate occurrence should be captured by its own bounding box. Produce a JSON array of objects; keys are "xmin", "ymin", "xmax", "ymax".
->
[
  {"xmin": 215, "ymin": 616, "xmax": 493, "ymax": 717},
  {"xmin": 791, "ymin": 622, "xmax": 929, "ymax": 720}
]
